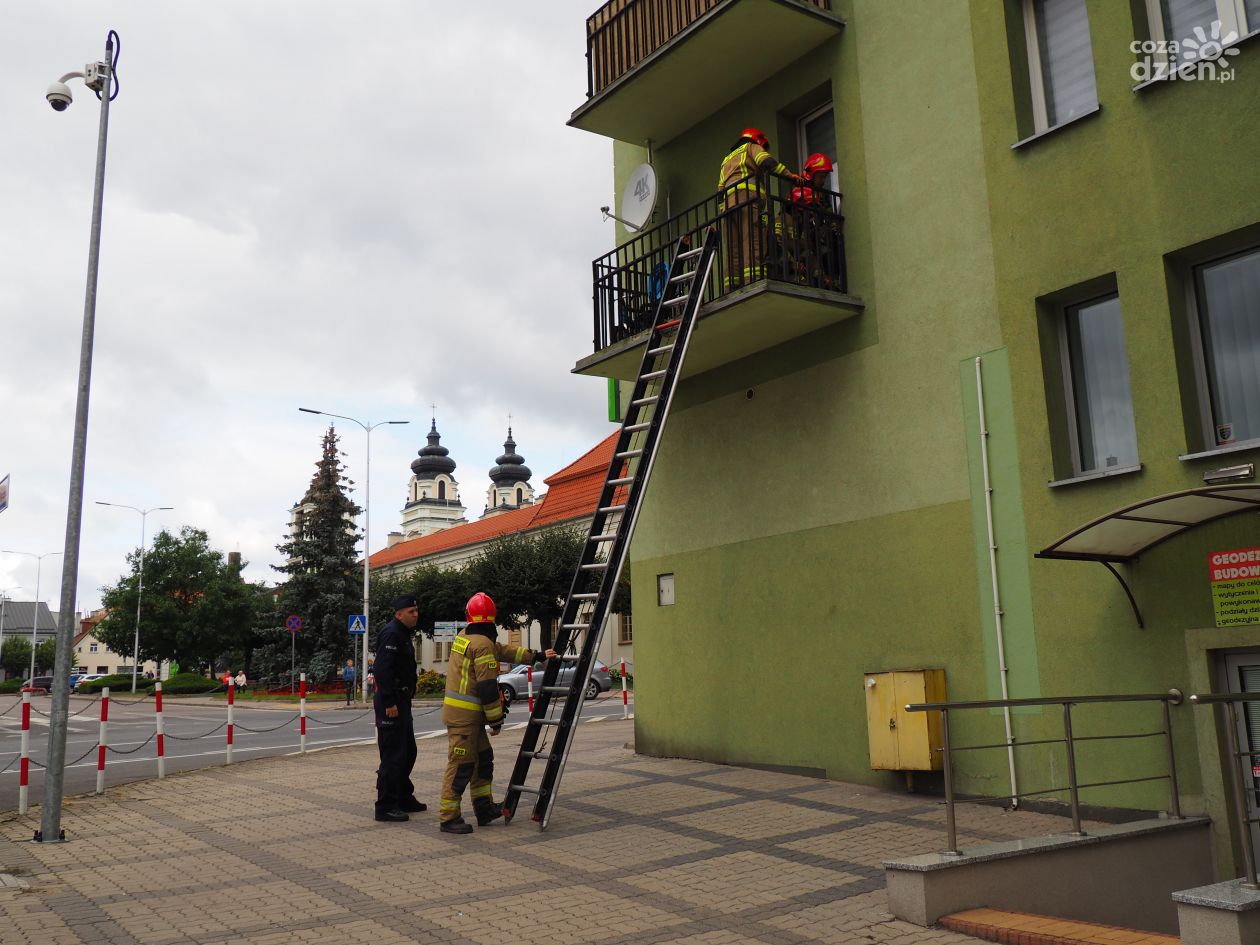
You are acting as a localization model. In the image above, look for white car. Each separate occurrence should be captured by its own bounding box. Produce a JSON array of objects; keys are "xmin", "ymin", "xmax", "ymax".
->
[{"xmin": 73, "ymin": 673, "xmax": 107, "ymax": 690}]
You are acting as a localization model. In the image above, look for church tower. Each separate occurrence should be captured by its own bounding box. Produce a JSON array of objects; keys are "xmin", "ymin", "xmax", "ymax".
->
[
  {"xmin": 399, "ymin": 419, "xmax": 467, "ymax": 538},
  {"xmin": 483, "ymin": 427, "xmax": 536, "ymax": 518}
]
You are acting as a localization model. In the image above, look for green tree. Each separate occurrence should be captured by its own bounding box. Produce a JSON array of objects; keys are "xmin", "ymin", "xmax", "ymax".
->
[
  {"xmin": 370, "ymin": 564, "xmax": 472, "ymax": 639},
  {"xmin": 1, "ymin": 638, "xmax": 32, "ymax": 680},
  {"xmin": 273, "ymin": 426, "xmax": 363, "ymax": 671},
  {"xmin": 468, "ymin": 526, "xmax": 586, "ymax": 647},
  {"xmin": 35, "ymin": 639, "xmax": 57, "ymax": 674},
  {"xmin": 96, "ymin": 526, "xmax": 257, "ymax": 670}
]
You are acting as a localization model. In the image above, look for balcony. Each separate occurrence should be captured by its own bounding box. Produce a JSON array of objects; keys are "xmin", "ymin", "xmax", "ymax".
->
[
  {"xmin": 575, "ymin": 177, "xmax": 863, "ymax": 381},
  {"xmin": 572, "ymin": 0, "xmax": 844, "ymax": 144}
]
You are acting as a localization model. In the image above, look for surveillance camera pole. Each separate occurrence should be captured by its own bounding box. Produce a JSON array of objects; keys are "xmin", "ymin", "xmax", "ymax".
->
[{"xmin": 40, "ymin": 31, "xmax": 115, "ymax": 844}]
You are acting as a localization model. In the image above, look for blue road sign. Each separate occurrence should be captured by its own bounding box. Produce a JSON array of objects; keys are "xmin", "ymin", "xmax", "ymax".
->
[
  {"xmin": 348, "ymin": 614, "xmax": 367, "ymax": 635},
  {"xmin": 286, "ymin": 615, "xmax": 302, "ymax": 632}
]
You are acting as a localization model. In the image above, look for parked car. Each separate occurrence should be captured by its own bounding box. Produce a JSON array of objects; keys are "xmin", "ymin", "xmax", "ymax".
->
[
  {"xmin": 20, "ymin": 676, "xmax": 54, "ymax": 694},
  {"xmin": 73, "ymin": 673, "xmax": 107, "ymax": 690},
  {"xmin": 498, "ymin": 659, "xmax": 611, "ymax": 707}
]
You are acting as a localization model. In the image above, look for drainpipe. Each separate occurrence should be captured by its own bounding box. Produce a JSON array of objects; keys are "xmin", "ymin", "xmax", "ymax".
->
[{"xmin": 975, "ymin": 356, "xmax": 1020, "ymax": 808}]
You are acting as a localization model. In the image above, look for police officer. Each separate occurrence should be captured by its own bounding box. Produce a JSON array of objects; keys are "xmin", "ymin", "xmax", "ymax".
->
[
  {"xmin": 372, "ymin": 594, "xmax": 426, "ymax": 823},
  {"xmin": 438, "ymin": 592, "xmax": 556, "ymax": 834}
]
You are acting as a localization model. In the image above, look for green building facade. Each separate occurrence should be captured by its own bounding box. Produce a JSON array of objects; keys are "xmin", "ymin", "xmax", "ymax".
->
[{"xmin": 569, "ymin": 0, "xmax": 1260, "ymax": 876}]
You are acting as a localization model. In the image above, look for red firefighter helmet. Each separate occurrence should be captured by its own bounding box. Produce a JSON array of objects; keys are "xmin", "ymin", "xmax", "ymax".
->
[
  {"xmin": 466, "ymin": 592, "xmax": 496, "ymax": 623},
  {"xmin": 790, "ymin": 186, "xmax": 815, "ymax": 204},
  {"xmin": 804, "ymin": 152, "xmax": 833, "ymax": 175},
  {"xmin": 739, "ymin": 127, "xmax": 769, "ymax": 148}
]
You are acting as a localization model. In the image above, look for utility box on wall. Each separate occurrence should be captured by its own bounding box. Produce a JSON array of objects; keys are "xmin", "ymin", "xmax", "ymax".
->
[{"xmin": 864, "ymin": 670, "xmax": 946, "ymax": 771}]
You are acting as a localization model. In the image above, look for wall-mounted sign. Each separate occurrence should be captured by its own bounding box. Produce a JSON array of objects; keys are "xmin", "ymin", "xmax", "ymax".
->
[
  {"xmin": 432, "ymin": 620, "xmax": 460, "ymax": 642},
  {"xmin": 1209, "ymin": 547, "xmax": 1260, "ymax": 628}
]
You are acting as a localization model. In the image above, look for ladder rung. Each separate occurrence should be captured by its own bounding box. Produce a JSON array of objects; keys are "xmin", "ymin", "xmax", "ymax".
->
[
  {"xmin": 608, "ymin": 476, "xmax": 634, "ymax": 486},
  {"xmin": 572, "ymin": 593, "xmax": 598, "ymax": 600},
  {"xmin": 641, "ymin": 370, "xmax": 666, "ymax": 380},
  {"xmin": 669, "ymin": 271, "xmax": 696, "ymax": 282},
  {"xmin": 624, "ymin": 422, "xmax": 650, "ymax": 432},
  {"xmin": 510, "ymin": 783, "xmax": 543, "ymax": 794},
  {"xmin": 589, "ymin": 535, "xmax": 617, "ymax": 543},
  {"xmin": 647, "ymin": 344, "xmax": 674, "ymax": 356},
  {"xmin": 542, "ymin": 685, "xmax": 571, "ymax": 695},
  {"xmin": 630, "ymin": 396, "xmax": 658, "ymax": 406},
  {"xmin": 533, "ymin": 718, "xmax": 564, "ymax": 727},
  {"xmin": 580, "ymin": 563, "xmax": 607, "ymax": 570},
  {"xmin": 662, "ymin": 295, "xmax": 688, "ymax": 307},
  {"xmin": 598, "ymin": 504, "xmax": 626, "ymax": 514},
  {"xmin": 560, "ymin": 654, "xmax": 581, "ymax": 662},
  {"xmin": 615, "ymin": 449, "xmax": 643, "ymax": 460},
  {"xmin": 561, "ymin": 622, "xmax": 590, "ymax": 630},
  {"xmin": 526, "ymin": 751, "xmax": 554, "ymax": 761},
  {"xmin": 677, "ymin": 247, "xmax": 703, "ymax": 260}
]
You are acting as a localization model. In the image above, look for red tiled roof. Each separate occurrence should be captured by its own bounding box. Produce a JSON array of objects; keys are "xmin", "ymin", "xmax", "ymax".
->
[{"xmin": 368, "ymin": 432, "xmax": 618, "ymax": 569}]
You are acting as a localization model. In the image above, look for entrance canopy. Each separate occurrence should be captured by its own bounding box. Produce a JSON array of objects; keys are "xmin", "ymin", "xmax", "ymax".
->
[
  {"xmin": 1036, "ymin": 484, "xmax": 1260, "ymax": 627},
  {"xmin": 1036, "ymin": 484, "xmax": 1260, "ymax": 563}
]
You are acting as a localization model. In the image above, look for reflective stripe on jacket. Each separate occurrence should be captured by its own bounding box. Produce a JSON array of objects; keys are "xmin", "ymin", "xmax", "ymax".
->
[
  {"xmin": 441, "ymin": 630, "xmax": 542, "ymax": 727},
  {"xmin": 717, "ymin": 141, "xmax": 789, "ymax": 196}
]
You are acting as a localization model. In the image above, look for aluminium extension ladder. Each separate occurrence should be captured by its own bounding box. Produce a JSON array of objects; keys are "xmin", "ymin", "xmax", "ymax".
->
[{"xmin": 502, "ymin": 225, "xmax": 720, "ymax": 829}]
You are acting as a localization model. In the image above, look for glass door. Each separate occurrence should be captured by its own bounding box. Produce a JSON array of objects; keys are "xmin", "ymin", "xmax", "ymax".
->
[{"xmin": 1224, "ymin": 651, "xmax": 1260, "ymax": 858}]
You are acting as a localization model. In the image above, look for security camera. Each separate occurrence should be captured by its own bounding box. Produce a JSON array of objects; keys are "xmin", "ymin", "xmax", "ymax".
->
[{"xmin": 46, "ymin": 81, "xmax": 72, "ymax": 111}]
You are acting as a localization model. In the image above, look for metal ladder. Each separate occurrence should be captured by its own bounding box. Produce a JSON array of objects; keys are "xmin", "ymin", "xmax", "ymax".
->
[{"xmin": 503, "ymin": 225, "xmax": 719, "ymax": 829}]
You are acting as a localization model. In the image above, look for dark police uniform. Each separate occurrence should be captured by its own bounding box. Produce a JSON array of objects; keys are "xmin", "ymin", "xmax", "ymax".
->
[{"xmin": 373, "ymin": 614, "xmax": 420, "ymax": 817}]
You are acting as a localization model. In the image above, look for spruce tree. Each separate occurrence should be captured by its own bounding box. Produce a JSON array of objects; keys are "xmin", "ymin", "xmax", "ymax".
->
[{"xmin": 274, "ymin": 426, "xmax": 363, "ymax": 678}]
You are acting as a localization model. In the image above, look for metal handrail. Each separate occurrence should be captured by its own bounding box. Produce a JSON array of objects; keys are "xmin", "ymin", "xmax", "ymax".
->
[
  {"xmin": 1189, "ymin": 692, "xmax": 1260, "ymax": 889},
  {"xmin": 592, "ymin": 174, "xmax": 846, "ymax": 353},
  {"xmin": 583, "ymin": 0, "xmax": 833, "ymax": 97},
  {"xmin": 905, "ymin": 689, "xmax": 1184, "ymax": 856}
]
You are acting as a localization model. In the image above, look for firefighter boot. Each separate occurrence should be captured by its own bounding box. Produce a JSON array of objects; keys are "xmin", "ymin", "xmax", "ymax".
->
[
  {"xmin": 439, "ymin": 817, "xmax": 474, "ymax": 835},
  {"xmin": 474, "ymin": 799, "xmax": 504, "ymax": 827}
]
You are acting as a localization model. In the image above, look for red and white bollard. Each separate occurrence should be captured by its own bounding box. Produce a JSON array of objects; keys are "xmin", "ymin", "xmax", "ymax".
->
[
  {"xmin": 154, "ymin": 681, "xmax": 166, "ymax": 779},
  {"xmin": 96, "ymin": 687, "xmax": 110, "ymax": 795},
  {"xmin": 299, "ymin": 672, "xmax": 307, "ymax": 754},
  {"xmin": 18, "ymin": 691, "xmax": 31, "ymax": 815},
  {"xmin": 226, "ymin": 680, "xmax": 235, "ymax": 764},
  {"xmin": 621, "ymin": 658, "xmax": 629, "ymax": 719},
  {"xmin": 527, "ymin": 665, "xmax": 534, "ymax": 713}
]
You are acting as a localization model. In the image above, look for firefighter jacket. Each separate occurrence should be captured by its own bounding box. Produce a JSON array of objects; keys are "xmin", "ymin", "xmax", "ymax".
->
[
  {"xmin": 373, "ymin": 618, "xmax": 417, "ymax": 712},
  {"xmin": 717, "ymin": 141, "xmax": 790, "ymax": 198},
  {"xmin": 442, "ymin": 626, "xmax": 543, "ymax": 728}
]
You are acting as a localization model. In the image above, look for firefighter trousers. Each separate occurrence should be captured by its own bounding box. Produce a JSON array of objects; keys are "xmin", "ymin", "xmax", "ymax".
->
[
  {"xmin": 439, "ymin": 724, "xmax": 494, "ymax": 823},
  {"xmin": 720, "ymin": 188, "xmax": 767, "ymax": 289}
]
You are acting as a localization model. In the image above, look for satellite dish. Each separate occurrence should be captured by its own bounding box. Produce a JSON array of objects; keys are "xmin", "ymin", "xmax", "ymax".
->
[{"xmin": 620, "ymin": 163, "xmax": 657, "ymax": 230}]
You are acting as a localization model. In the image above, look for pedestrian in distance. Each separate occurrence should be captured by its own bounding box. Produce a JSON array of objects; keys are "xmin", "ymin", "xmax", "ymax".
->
[
  {"xmin": 234, "ymin": 670, "xmax": 246, "ymax": 692},
  {"xmin": 438, "ymin": 592, "xmax": 556, "ymax": 834},
  {"xmin": 372, "ymin": 595, "xmax": 427, "ymax": 823},
  {"xmin": 342, "ymin": 659, "xmax": 357, "ymax": 705},
  {"xmin": 365, "ymin": 657, "xmax": 375, "ymax": 699}
]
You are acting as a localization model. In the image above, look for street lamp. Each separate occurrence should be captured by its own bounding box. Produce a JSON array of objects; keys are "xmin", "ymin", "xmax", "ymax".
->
[
  {"xmin": 41, "ymin": 29, "xmax": 120, "ymax": 844},
  {"xmin": 299, "ymin": 408, "xmax": 409, "ymax": 701},
  {"xmin": 0, "ymin": 553, "xmax": 64, "ymax": 681},
  {"xmin": 96, "ymin": 502, "xmax": 172, "ymax": 693},
  {"xmin": 0, "ymin": 586, "xmax": 23, "ymax": 681}
]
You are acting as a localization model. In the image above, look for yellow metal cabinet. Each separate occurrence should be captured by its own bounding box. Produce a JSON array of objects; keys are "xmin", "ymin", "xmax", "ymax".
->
[{"xmin": 863, "ymin": 670, "xmax": 946, "ymax": 771}]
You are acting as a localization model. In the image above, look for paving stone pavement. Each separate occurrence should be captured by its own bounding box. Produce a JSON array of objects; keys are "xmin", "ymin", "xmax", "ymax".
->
[{"xmin": 0, "ymin": 717, "xmax": 1100, "ymax": 945}]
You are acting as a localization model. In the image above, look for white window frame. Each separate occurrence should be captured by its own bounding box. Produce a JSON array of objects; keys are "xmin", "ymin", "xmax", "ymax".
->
[
  {"xmin": 1057, "ymin": 292, "xmax": 1139, "ymax": 476},
  {"xmin": 796, "ymin": 103, "xmax": 837, "ymax": 194},
  {"xmin": 1143, "ymin": 0, "xmax": 1253, "ymax": 69},
  {"xmin": 1023, "ymin": 0, "xmax": 1099, "ymax": 133},
  {"xmin": 1184, "ymin": 243, "xmax": 1260, "ymax": 451}
]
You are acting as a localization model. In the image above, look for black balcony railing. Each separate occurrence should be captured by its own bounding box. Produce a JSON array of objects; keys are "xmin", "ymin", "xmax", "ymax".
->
[
  {"xmin": 592, "ymin": 176, "xmax": 846, "ymax": 352},
  {"xmin": 586, "ymin": 0, "xmax": 833, "ymax": 97}
]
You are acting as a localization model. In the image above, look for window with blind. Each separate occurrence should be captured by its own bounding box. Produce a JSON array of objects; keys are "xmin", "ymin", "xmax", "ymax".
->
[
  {"xmin": 1024, "ymin": 0, "xmax": 1098, "ymax": 131},
  {"xmin": 1193, "ymin": 247, "xmax": 1260, "ymax": 447},
  {"xmin": 1147, "ymin": 0, "xmax": 1258, "ymax": 60},
  {"xmin": 1061, "ymin": 295, "xmax": 1140, "ymax": 474}
]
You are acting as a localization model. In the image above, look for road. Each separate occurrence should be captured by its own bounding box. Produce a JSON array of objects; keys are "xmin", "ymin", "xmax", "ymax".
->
[{"xmin": 0, "ymin": 691, "xmax": 633, "ymax": 811}]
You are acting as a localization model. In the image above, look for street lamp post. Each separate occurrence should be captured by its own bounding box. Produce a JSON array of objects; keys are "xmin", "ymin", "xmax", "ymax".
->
[
  {"xmin": 96, "ymin": 503, "xmax": 172, "ymax": 692},
  {"xmin": 0, "ymin": 553, "xmax": 64, "ymax": 681},
  {"xmin": 299, "ymin": 408, "xmax": 408, "ymax": 702},
  {"xmin": 41, "ymin": 29, "xmax": 120, "ymax": 843},
  {"xmin": 0, "ymin": 586, "xmax": 23, "ymax": 680}
]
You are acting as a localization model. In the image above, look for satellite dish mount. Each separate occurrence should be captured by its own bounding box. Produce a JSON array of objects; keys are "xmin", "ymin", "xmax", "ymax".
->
[{"xmin": 601, "ymin": 161, "xmax": 657, "ymax": 232}]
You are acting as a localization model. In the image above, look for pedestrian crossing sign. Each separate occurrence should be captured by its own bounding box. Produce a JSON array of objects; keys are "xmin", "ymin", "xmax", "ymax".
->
[{"xmin": 347, "ymin": 614, "xmax": 367, "ymax": 635}]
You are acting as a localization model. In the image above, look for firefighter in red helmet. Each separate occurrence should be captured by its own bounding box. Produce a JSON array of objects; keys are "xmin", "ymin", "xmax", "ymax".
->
[
  {"xmin": 796, "ymin": 152, "xmax": 843, "ymax": 290},
  {"xmin": 717, "ymin": 127, "xmax": 803, "ymax": 289},
  {"xmin": 438, "ymin": 592, "xmax": 556, "ymax": 833}
]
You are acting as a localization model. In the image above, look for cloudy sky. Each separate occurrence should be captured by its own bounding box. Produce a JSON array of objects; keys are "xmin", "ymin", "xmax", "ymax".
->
[{"xmin": 0, "ymin": 3, "xmax": 617, "ymax": 614}]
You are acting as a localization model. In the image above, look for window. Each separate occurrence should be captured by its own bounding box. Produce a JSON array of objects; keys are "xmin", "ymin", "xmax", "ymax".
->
[
  {"xmin": 1191, "ymin": 246, "xmax": 1260, "ymax": 446},
  {"xmin": 437, "ymin": 480, "xmax": 446, "ymax": 501},
  {"xmin": 1023, "ymin": 0, "xmax": 1098, "ymax": 131},
  {"xmin": 796, "ymin": 104, "xmax": 836, "ymax": 192},
  {"xmin": 1060, "ymin": 294, "xmax": 1140, "ymax": 474},
  {"xmin": 1146, "ymin": 0, "xmax": 1257, "ymax": 61},
  {"xmin": 89, "ymin": 643, "xmax": 98, "ymax": 652},
  {"xmin": 618, "ymin": 613, "xmax": 633, "ymax": 645}
]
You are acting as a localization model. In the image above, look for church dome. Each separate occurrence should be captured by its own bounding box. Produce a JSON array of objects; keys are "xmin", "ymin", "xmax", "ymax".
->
[
  {"xmin": 489, "ymin": 428, "xmax": 531, "ymax": 486},
  {"xmin": 411, "ymin": 420, "xmax": 456, "ymax": 479}
]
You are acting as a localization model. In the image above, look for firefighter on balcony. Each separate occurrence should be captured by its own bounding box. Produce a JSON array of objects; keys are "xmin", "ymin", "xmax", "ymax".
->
[
  {"xmin": 799, "ymin": 152, "xmax": 844, "ymax": 290},
  {"xmin": 439, "ymin": 592, "xmax": 556, "ymax": 834},
  {"xmin": 717, "ymin": 127, "xmax": 803, "ymax": 289}
]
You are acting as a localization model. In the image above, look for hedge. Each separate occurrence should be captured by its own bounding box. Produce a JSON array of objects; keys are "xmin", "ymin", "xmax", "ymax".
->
[
  {"xmin": 416, "ymin": 670, "xmax": 444, "ymax": 696},
  {"xmin": 0, "ymin": 679, "xmax": 23, "ymax": 694},
  {"xmin": 159, "ymin": 672, "xmax": 223, "ymax": 695},
  {"xmin": 78, "ymin": 673, "xmax": 155, "ymax": 695}
]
